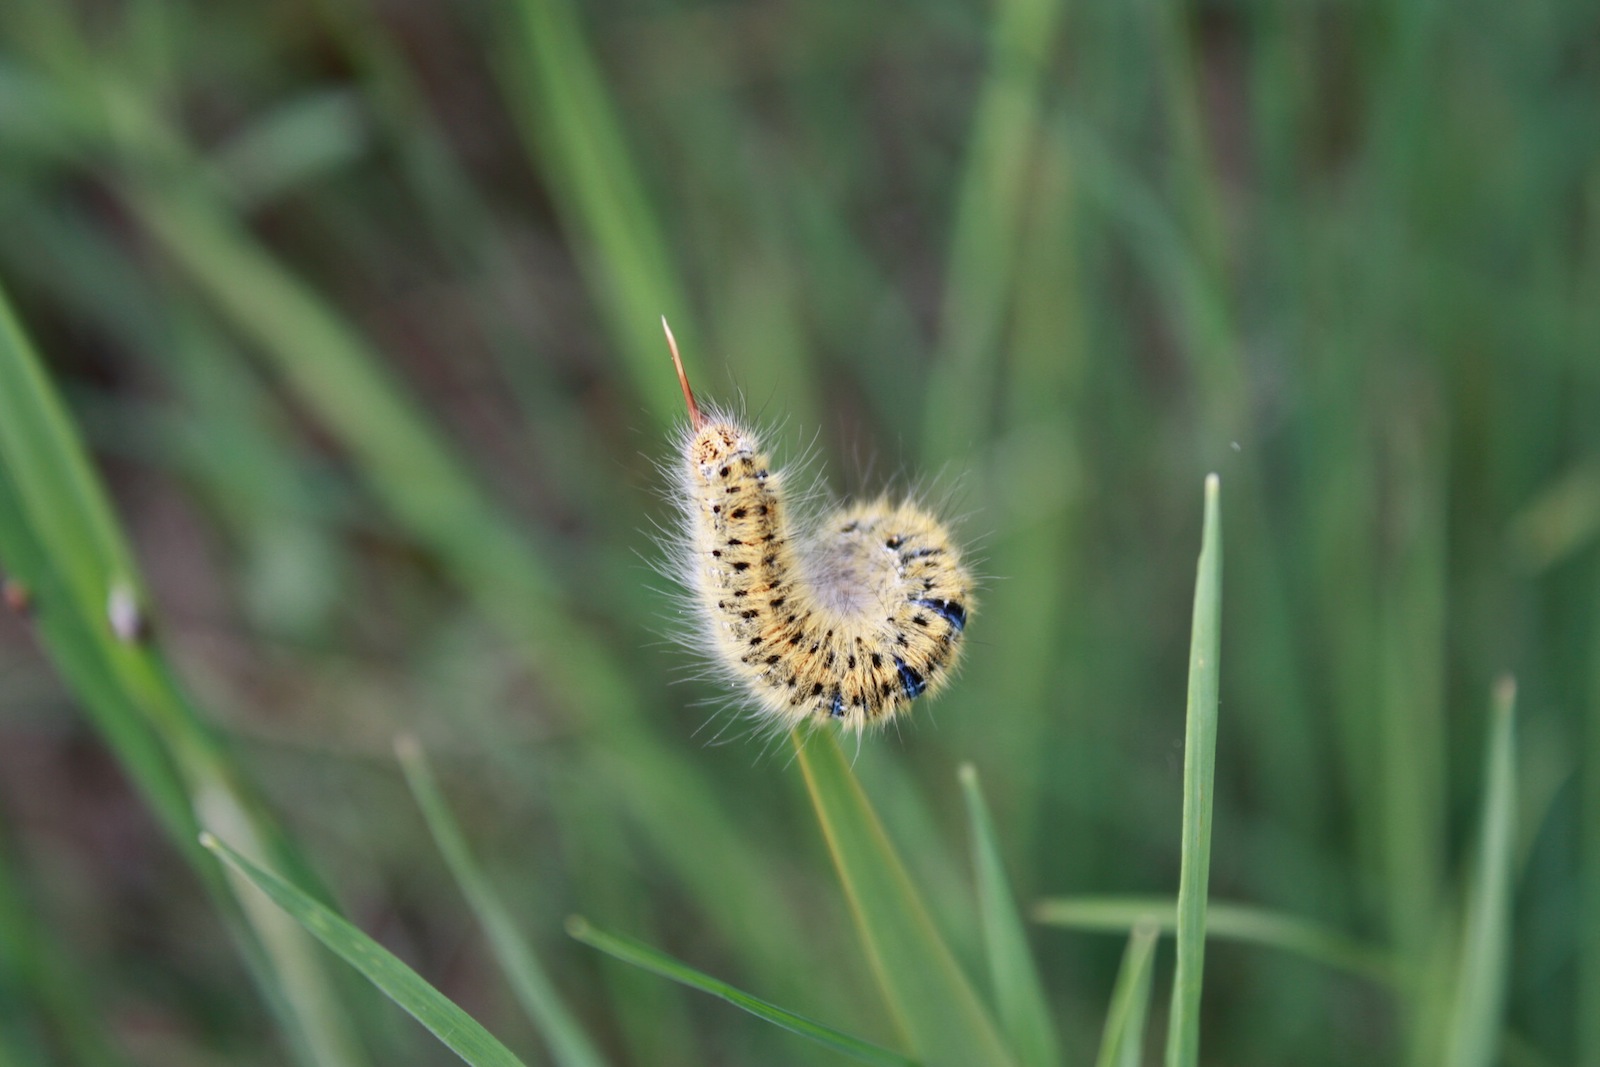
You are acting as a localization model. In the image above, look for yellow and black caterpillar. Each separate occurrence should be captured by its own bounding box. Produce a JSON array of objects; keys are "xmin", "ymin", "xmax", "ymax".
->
[{"xmin": 663, "ymin": 321, "xmax": 973, "ymax": 734}]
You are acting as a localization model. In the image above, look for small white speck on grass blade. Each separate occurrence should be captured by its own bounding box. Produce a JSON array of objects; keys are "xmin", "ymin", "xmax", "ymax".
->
[
  {"xmin": 1164, "ymin": 474, "xmax": 1222, "ymax": 1067},
  {"xmin": 107, "ymin": 581, "xmax": 147, "ymax": 643}
]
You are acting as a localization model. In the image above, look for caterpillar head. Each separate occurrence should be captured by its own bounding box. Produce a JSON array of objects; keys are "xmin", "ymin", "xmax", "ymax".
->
[
  {"xmin": 664, "ymin": 316, "xmax": 757, "ymax": 479},
  {"xmin": 688, "ymin": 421, "xmax": 752, "ymax": 472}
]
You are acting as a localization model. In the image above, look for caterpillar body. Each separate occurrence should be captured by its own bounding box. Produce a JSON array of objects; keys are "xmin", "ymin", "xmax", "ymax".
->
[{"xmin": 663, "ymin": 321, "xmax": 974, "ymax": 734}]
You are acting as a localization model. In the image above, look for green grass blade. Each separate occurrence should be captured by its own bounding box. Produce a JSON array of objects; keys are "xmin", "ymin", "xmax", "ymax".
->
[
  {"xmin": 1033, "ymin": 896, "xmax": 1395, "ymax": 985},
  {"xmin": 957, "ymin": 763, "xmax": 1060, "ymax": 1067},
  {"xmin": 0, "ymin": 462, "xmax": 190, "ymax": 846},
  {"xmin": 0, "ymin": 280, "xmax": 141, "ymax": 623},
  {"xmin": 1375, "ymin": 418, "xmax": 1448, "ymax": 972},
  {"xmin": 922, "ymin": 0, "xmax": 1067, "ymax": 463},
  {"xmin": 566, "ymin": 917, "xmax": 915, "ymax": 1067},
  {"xmin": 1164, "ymin": 474, "xmax": 1223, "ymax": 1067},
  {"xmin": 395, "ymin": 737, "xmax": 609, "ymax": 1067},
  {"xmin": 1095, "ymin": 924, "xmax": 1159, "ymax": 1067},
  {"xmin": 200, "ymin": 833, "xmax": 530, "ymax": 1067},
  {"xmin": 794, "ymin": 730, "xmax": 1015, "ymax": 1067},
  {"xmin": 1588, "ymin": 569, "xmax": 1600, "ymax": 1067},
  {"xmin": 498, "ymin": 0, "xmax": 690, "ymax": 424},
  {"xmin": 1442, "ymin": 678, "xmax": 1518, "ymax": 1067}
]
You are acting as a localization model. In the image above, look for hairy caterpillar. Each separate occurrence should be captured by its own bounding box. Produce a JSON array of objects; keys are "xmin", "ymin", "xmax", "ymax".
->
[{"xmin": 662, "ymin": 320, "xmax": 973, "ymax": 734}]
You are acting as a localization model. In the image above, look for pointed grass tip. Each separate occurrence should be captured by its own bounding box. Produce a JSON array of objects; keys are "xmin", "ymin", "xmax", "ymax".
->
[{"xmin": 662, "ymin": 316, "xmax": 704, "ymax": 430}]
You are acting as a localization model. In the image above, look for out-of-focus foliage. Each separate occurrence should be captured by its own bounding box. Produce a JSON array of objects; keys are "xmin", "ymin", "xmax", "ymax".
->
[{"xmin": 0, "ymin": 0, "xmax": 1595, "ymax": 1064}]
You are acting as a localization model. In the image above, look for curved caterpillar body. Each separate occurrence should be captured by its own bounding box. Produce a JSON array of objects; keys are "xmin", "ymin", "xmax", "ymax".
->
[{"xmin": 663, "ymin": 322, "xmax": 973, "ymax": 734}]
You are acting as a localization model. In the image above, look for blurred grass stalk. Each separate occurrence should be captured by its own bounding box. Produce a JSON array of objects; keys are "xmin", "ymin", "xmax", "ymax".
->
[
  {"xmin": 396, "ymin": 737, "xmax": 609, "ymax": 1067},
  {"xmin": 1164, "ymin": 474, "xmax": 1222, "ymax": 1067},
  {"xmin": 1034, "ymin": 896, "xmax": 1395, "ymax": 986},
  {"xmin": 960, "ymin": 763, "xmax": 1062, "ymax": 1067},
  {"xmin": 499, "ymin": 0, "xmax": 692, "ymax": 422},
  {"xmin": 1094, "ymin": 924, "xmax": 1158, "ymax": 1067},
  {"xmin": 922, "ymin": 0, "xmax": 1066, "ymax": 465},
  {"xmin": 1378, "ymin": 416, "xmax": 1449, "ymax": 1002},
  {"xmin": 1590, "ymin": 597, "xmax": 1600, "ymax": 1067},
  {"xmin": 0, "ymin": 284, "xmax": 367, "ymax": 1067},
  {"xmin": 1440, "ymin": 678, "xmax": 1516, "ymax": 1067}
]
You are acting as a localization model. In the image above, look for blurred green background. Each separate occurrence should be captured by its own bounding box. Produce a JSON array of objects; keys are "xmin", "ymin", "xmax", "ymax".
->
[{"xmin": 0, "ymin": 0, "xmax": 1596, "ymax": 1063}]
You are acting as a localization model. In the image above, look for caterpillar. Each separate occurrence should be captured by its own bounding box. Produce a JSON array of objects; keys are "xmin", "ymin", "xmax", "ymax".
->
[{"xmin": 662, "ymin": 320, "xmax": 973, "ymax": 735}]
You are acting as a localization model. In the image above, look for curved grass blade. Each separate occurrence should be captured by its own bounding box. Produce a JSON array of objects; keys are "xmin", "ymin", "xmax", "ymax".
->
[
  {"xmin": 958, "ymin": 763, "xmax": 1060, "ymax": 1067},
  {"xmin": 1034, "ymin": 896, "xmax": 1395, "ymax": 986},
  {"xmin": 1095, "ymin": 924, "xmax": 1158, "ymax": 1067},
  {"xmin": 200, "ymin": 833, "xmax": 529, "ymax": 1067},
  {"xmin": 794, "ymin": 730, "xmax": 1015, "ymax": 1067},
  {"xmin": 567, "ymin": 917, "xmax": 915, "ymax": 1067},
  {"xmin": 1165, "ymin": 474, "xmax": 1223, "ymax": 1067},
  {"xmin": 1442, "ymin": 678, "xmax": 1518, "ymax": 1067},
  {"xmin": 395, "ymin": 737, "xmax": 609, "ymax": 1067}
]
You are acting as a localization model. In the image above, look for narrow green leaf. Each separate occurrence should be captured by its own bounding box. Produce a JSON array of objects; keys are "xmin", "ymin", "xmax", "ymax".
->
[
  {"xmin": 1165, "ymin": 474, "xmax": 1223, "ymax": 1067},
  {"xmin": 1374, "ymin": 418, "xmax": 1448, "ymax": 973},
  {"xmin": 200, "ymin": 833, "xmax": 529, "ymax": 1067},
  {"xmin": 499, "ymin": 0, "xmax": 691, "ymax": 424},
  {"xmin": 395, "ymin": 737, "xmax": 609, "ymax": 1067},
  {"xmin": 922, "ymin": 0, "xmax": 1068, "ymax": 464},
  {"xmin": 1034, "ymin": 896, "xmax": 1395, "ymax": 985},
  {"xmin": 794, "ymin": 730, "xmax": 1015, "ymax": 1067},
  {"xmin": 0, "ymin": 277, "xmax": 141, "ymax": 624},
  {"xmin": 1096, "ymin": 924, "xmax": 1159, "ymax": 1067},
  {"xmin": 1443, "ymin": 678, "xmax": 1518, "ymax": 1067},
  {"xmin": 1586, "ymin": 577, "xmax": 1600, "ymax": 1067},
  {"xmin": 567, "ymin": 917, "xmax": 915, "ymax": 1067},
  {"xmin": 958, "ymin": 763, "xmax": 1060, "ymax": 1067}
]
